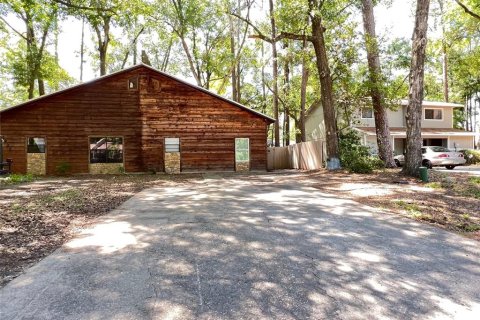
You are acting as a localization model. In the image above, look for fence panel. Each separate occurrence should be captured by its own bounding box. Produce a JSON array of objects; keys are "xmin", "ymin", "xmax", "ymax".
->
[{"xmin": 267, "ymin": 140, "xmax": 324, "ymax": 170}]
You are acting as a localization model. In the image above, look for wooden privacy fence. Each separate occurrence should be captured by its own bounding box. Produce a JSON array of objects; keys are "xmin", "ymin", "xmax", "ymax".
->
[{"xmin": 267, "ymin": 139, "xmax": 324, "ymax": 170}]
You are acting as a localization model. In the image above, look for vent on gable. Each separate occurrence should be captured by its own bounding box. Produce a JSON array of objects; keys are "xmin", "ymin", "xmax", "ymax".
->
[{"xmin": 128, "ymin": 77, "xmax": 138, "ymax": 90}]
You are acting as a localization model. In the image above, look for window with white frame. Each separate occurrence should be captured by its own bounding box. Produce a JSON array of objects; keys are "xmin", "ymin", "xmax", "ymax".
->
[
  {"xmin": 235, "ymin": 138, "xmax": 249, "ymax": 162},
  {"xmin": 361, "ymin": 108, "xmax": 373, "ymax": 119},
  {"xmin": 165, "ymin": 138, "xmax": 180, "ymax": 153},
  {"xmin": 424, "ymin": 108, "xmax": 443, "ymax": 120}
]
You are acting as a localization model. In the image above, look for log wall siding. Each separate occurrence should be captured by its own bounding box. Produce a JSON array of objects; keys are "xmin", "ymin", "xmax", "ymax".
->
[
  {"xmin": 0, "ymin": 66, "xmax": 269, "ymax": 174},
  {"xmin": 139, "ymin": 69, "xmax": 268, "ymax": 172}
]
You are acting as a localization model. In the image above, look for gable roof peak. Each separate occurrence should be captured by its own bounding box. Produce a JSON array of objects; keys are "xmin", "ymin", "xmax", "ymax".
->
[{"xmin": 1, "ymin": 64, "xmax": 275, "ymax": 123}]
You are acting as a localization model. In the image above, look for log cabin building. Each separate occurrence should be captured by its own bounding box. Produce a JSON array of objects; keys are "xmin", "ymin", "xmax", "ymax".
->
[{"xmin": 0, "ymin": 64, "xmax": 274, "ymax": 175}]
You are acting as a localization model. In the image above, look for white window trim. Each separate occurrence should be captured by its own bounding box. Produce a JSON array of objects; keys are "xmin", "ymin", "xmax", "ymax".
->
[
  {"xmin": 423, "ymin": 108, "xmax": 443, "ymax": 121},
  {"xmin": 360, "ymin": 108, "xmax": 374, "ymax": 119},
  {"xmin": 235, "ymin": 138, "xmax": 250, "ymax": 163},
  {"xmin": 165, "ymin": 137, "xmax": 180, "ymax": 153}
]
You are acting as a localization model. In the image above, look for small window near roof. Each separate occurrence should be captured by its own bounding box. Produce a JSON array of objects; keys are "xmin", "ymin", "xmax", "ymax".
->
[
  {"xmin": 27, "ymin": 137, "xmax": 46, "ymax": 153},
  {"xmin": 424, "ymin": 108, "xmax": 442, "ymax": 120},
  {"xmin": 128, "ymin": 77, "xmax": 138, "ymax": 90},
  {"xmin": 165, "ymin": 138, "xmax": 180, "ymax": 153},
  {"xmin": 361, "ymin": 108, "xmax": 373, "ymax": 119}
]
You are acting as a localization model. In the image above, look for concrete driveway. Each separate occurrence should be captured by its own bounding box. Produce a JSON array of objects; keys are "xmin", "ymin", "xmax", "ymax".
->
[{"xmin": 1, "ymin": 173, "xmax": 479, "ymax": 319}]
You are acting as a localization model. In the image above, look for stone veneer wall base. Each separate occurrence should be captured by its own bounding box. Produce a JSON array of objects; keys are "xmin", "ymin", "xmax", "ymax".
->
[
  {"xmin": 165, "ymin": 152, "xmax": 181, "ymax": 174},
  {"xmin": 27, "ymin": 153, "xmax": 46, "ymax": 175}
]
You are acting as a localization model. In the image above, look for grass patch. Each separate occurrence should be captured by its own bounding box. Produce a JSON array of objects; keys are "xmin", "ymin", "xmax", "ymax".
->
[
  {"xmin": 410, "ymin": 212, "xmax": 436, "ymax": 222},
  {"xmin": 468, "ymin": 176, "xmax": 480, "ymax": 184},
  {"xmin": 457, "ymin": 223, "xmax": 480, "ymax": 232},
  {"xmin": 393, "ymin": 200, "xmax": 422, "ymax": 215},
  {"xmin": 1, "ymin": 174, "xmax": 35, "ymax": 185},
  {"xmin": 458, "ymin": 185, "xmax": 480, "ymax": 199},
  {"xmin": 39, "ymin": 189, "xmax": 85, "ymax": 210},
  {"xmin": 426, "ymin": 182, "xmax": 442, "ymax": 189}
]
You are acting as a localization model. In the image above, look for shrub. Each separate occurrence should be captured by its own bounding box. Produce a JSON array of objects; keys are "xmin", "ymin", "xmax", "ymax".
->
[
  {"xmin": 55, "ymin": 161, "xmax": 72, "ymax": 175},
  {"xmin": 7, "ymin": 173, "xmax": 34, "ymax": 184},
  {"xmin": 462, "ymin": 149, "xmax": 480, "ymax": 165},
  {"xmin": 339, "ymin": 129, "xmax": 385, "ymax": 173}
]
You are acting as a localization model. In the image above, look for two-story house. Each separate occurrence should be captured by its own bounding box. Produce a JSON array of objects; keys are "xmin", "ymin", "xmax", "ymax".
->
[{"xmin": 306, "ymin": 100, "xmax": 476, "ymax": 155}]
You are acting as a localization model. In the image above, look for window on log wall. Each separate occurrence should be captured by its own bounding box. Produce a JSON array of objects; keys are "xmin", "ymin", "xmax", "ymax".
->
[
  {"xmin": 235, "ymin": 138, "xmax": 250, "ymax": 162},
  {"xmin": 165, "ymin": 138, "xmax": 180, "ymax": 153},
  {"xmin": 89, "ymin": 137, "xmax": 123, "ymax": 163},
  {"xmin": 27, "ymin": 137, "xmax": 46, "ymax": 153}
]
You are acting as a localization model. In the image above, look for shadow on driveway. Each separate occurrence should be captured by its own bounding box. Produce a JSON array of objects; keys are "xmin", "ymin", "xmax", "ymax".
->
[{"xmin": 1, "ymin": 174, "xmax": 479, "ymax": 319}]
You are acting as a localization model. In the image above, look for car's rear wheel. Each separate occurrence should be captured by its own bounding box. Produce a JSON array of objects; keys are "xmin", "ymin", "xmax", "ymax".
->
[
  {"xmin": 395, "ymin": 159, "xmax": 401, "ymax": 167},
  {"xmin": 445, "ymin": 165, "xmax": 455, "ymax": 170},
  {"xmin": 422, "ymin": 160, "xmax": 433, "ymax": 169}
]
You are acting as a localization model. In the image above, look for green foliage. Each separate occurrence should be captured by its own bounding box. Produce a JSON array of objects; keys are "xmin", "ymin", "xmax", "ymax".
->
[
  {"xmin": 4, "ymin": 42, "xmax": 75, "ymax": 97},
  {"xmin": 394, "ymin": 200, "xmax": 422, "ymax": 215},
  {"xmin": 347, "ymin": 156, "xmax": 385, "ymax": 174},
  {"xmin": 3, "ymin": 173, "xmax": 35, "ymax": 184},
  {"xmin": 462, "ymin": 149, "xmax": 480, "ymax": 165},
  {"xmin": 339, "ymin": 129, "xmax": 385, "ymax": 173},
  {"xmin": 39, "ymin": 189, "xmax": 85, "ymax": 210},
  {"xmin": 468, "ymin": 176, "xmax": 480, "ymax": 184},
  {"xmin": 55, "ymin": 161, "xmax": 72, "ymax": 175},
  {"xmin": 426, "ymin": 181, "xmax": 442, "ymax": 189}
]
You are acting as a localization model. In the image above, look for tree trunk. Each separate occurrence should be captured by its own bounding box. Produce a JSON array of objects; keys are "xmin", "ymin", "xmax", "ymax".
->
[
  {"xmin": 469, "ymin": 95, "xmax": 474, "ymax": 131},
  {"xmin": 442, "ymin": 42, "xmax": 449, "ymax": 102},
  {"xmin": 25, "ymin": 15, "xmax": 35, "ymax": 99},
  {"xmin": 38, "ymin": 78, "xmax": 45, "ymax": 96},
  {"xmin": 269, "ymin": 0, "xmax": 280, "ymax": 147},
  {"xmin": 230, "ymin": 16, "xmax": 238, "ymax": 102},
  {"xmin": 261, "ymin": 42, "xmax": 267, "ymax": 115},
  {"xmin": 27, "ymin": 77, "xmax": 35, "ymax": 99},
  {"xmin": 99, "ymin": 47, "xmax": 107, "ymax": 76},
  {"xmin": 294, "ymin": 118, "xmax": 302, "ymax": 143},
  {"xmin": 403, "ymin": 0, "xmax": 431, "ymax": 177},
  {"xmin": 300, "ymin": 47, "xmax": 309, "ymax": 142},
  {"xmin": 361, "ymin": 0, "xmax": 396, "ymax": 168},
  {"xmin": 284, "ymin": 42, "xmax": 290, "ymax": 146},
  {"xmin": 439, "ymin": 0, "xmax": 449, "ymax": 102},
  {"xmin": 179, "ymin": 35, "xmax": 202, "ymax": 86},
  {"xmin": 161, "ymin": 39, "xmax": 172, "ymax": 72},
  {"xmin": 93, "ymin": 16, "xmax": 111, "ymax": 76},
  {"xmin": 80, "ymin": 17, "xmax": 85, "ymax": 82},
  {"xmin": 309, "ymin": 10, "xmax": 340, "ymax": 168}
]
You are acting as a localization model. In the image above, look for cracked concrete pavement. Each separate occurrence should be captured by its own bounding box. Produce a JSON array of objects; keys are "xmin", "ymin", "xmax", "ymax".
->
[{"xmin": 1, "ymin": 173, "xmax": 479, "ymax": 319}]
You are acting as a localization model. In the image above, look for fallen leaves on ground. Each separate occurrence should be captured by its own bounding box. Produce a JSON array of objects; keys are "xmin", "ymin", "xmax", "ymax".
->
[
  {"xmin": 307, "ymin": 168, "xmax": 480, "ymax": 241},
  {"xmin": 0, "ymin": 174, "xmax": 201, "ymax": 287}
]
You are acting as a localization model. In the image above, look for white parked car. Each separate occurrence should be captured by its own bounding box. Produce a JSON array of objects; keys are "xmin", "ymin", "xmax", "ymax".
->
[{"xmin": 394, "ymin": 146, "xmax": 466, "ymax": 170}]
